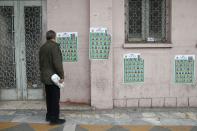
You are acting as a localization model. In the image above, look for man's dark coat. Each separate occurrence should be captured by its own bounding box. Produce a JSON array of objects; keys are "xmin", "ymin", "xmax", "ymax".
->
[{"xmin": 39, "ymin": 40, "xmax": 64, "ymax": 85}]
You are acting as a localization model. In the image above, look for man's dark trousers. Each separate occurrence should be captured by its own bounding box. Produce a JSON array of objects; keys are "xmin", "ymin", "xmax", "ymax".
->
[{"xmin": 45, "ymin": 84, "xmax": 60, "ymax": 120}]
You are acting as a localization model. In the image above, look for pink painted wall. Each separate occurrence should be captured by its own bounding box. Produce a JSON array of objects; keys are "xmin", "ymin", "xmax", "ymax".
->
[
  {"xmin": 113, "ymin": 0, "xmax": 197, "ymax": 107},
  {"xmin": 47, "ymin": 0, "xmax": 90, "ymax": 103},
  {"xmin": 47, "ymin": 0, "xmax": 197, "ymax": 108}
]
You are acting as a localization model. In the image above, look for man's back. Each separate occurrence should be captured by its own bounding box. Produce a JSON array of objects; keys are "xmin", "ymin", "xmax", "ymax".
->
[{"xmin": 39, "ymin": 40, "xmax": 63, "ymax": 85}]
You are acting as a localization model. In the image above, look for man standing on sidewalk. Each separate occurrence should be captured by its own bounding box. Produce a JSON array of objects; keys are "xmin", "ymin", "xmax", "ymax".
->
[{"xmin": 39, "ymin": 30, "xmax": 65, "ymax": 125}]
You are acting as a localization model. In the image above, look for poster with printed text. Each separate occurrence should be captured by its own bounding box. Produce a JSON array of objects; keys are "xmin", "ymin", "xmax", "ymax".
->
[
  {"xmin": 89, "ymin": 27, "xmax": 111, "ymax": 59},
  {"xmin": 174, "ymin": 55, "xmax": 195, "ymax": 84},
  {"xmin": 124, "ymin": 53, "xmax": 144, "ymax": 83},
  {"xmin": 56, "ymin": 32, "xmax": 78, "ymax": 62}
]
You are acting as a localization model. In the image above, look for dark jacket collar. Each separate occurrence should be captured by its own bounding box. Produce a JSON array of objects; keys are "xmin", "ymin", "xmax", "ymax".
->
[{"xmin": 47, "ymin": 40, "xmax": 56, "ymax": 44}]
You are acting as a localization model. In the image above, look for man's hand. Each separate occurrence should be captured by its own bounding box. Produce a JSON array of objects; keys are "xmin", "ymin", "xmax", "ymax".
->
[{"xmin": 59, "ymin": 79, "xmax": 64, "ymax": 83}]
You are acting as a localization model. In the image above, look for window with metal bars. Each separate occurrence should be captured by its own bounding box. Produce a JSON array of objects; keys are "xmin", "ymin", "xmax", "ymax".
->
[{"xmin": 125, "ymin": 0, "xmax": 170, "ymax": 43}]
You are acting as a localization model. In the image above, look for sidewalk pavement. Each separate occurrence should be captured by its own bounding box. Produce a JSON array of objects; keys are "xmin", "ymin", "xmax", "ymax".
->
[{"xmin": 0, "ymin": 101, "xmax": 197, "ymax": 131}]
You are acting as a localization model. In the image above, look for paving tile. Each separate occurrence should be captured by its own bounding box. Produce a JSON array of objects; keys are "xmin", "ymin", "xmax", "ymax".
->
[
  {"xmin": 149, "ymin": 126, "xmax": 171, "ymax": 131},
  {"xmin": 75, "ymin": 126, "xmax": 88, "ymax": 131},
  {"xmin": 77, "ymin": 125, "xmax": 112, "ymax": 131},
  {"xmin": 49, "ymin": 125, "xmax": 64, "ymax": 131},
  {"xmin": 0, "ymin": 111, "xmax": 15, "ymax": 116},
  {"xmin": 0, "ymin": 123, "xmax": 34, "ymax": 131},
  {"xmin": 30, "ymin": 123, "xmax": 63, "ymax": 131},
  {"xmin": 123, "ymin": 125, "xmax": 153, "ymax": 131},
  {"xmin": 190, "ymin": 126, "xmax": 197, "ymax": 131},
  {"xmin": 63, "ymin": 124, "xmax": 76, "ymax": 131},
  {"xmin": 160, "ymin": 118, "xmax": 197, "ymax": 125},
  {"xmin": 107, "ymin": 126, "xmax": 129, "ymax": 131},
  {"xmin": 171, "ymin": 112, "xmax": 186, "ymax": 119},
  {"xmin": 0, "ymin": 122, "xmax": 18, "ymax": 130},
  {"xmin": 167, "ymin": 126, "xmax": 192, "ymax": 131},
  {"xmin": 129, "ymin": 119, "xmax": 151, "ymax": 125},
  {"xmin": 0, "ymin": 115, "xmax": 15, "ymax": 122},
  {"xmin": 186, "ymin": 112, "xmax": 197, "ymax": 120},
  {"xmin": 142, "ymin": 118, "xmax": 161, "ymax": 125},
  {"xmin": 142, "ymin": 112, "xmax": 157, "ymax": 118}
]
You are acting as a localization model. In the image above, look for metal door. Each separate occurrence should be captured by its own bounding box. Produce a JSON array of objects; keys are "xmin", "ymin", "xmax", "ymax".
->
[{"xmin": 0, "ymin": 0, "xmax": 45, "ymax": 100}]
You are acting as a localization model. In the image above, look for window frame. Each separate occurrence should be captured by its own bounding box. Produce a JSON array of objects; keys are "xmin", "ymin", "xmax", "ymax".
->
[{"xmin": 125, "ymin": 0, "xmax": 171, "ymax": 44}]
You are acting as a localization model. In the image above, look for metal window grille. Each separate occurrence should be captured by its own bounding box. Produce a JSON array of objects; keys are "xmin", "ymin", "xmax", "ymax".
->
[
  {"xmin": 128, "ymin": 0, "xmax": 142, "ymax": 39},
  {"xmin": 0, "ymin": 6, "xmax": 16, "ymax": 89},
  {"xmin": 125, "ymin": 0, "xmax": 170, "ymax": 43},
  {"xmin": 25, "ymin": 6, "xmax": 42, "ymax": 88}
]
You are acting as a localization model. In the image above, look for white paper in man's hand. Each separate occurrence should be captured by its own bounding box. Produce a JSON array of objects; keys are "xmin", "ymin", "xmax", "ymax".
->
[{"xmin": 51, "ymin": 74, "xmax": 64, "ymax": 88}]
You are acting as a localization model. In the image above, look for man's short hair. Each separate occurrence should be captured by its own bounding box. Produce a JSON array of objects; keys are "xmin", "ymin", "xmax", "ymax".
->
[{"xmin": 46, "ymin": 30, "xmax": 56, "ymax": 40}]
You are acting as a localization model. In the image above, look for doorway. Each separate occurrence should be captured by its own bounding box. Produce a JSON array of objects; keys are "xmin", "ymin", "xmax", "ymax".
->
[{"xmin": 0, "ymin": 0, "xmax": 46, "ymax": 100}]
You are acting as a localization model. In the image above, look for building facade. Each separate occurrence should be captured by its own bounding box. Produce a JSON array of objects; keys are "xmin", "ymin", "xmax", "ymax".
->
[{"xmin": 0, "ymin": 0, "xmax": 197, "ymax": 109}]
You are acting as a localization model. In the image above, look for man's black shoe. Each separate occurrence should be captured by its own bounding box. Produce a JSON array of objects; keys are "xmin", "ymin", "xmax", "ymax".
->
[
  {"xmin": 45, "ymin": 116, "xmax": 51, "ymax": 122},
  {"xmin": 45, "ymin": 117, "xmax": 50, "ymax": 122},
  {"xmin": 50, "ymin": 119, "xmax": 65, "ymax": 125}
]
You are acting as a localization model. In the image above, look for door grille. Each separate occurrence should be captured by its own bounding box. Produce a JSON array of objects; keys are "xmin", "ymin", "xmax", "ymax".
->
[
  {"xmin": 24, "ymin": 6, "xmax": 42, "ymax": 88},
  {"xmin": 0, "ymin": 6, "xmax": 16, "ymax": 89}
]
